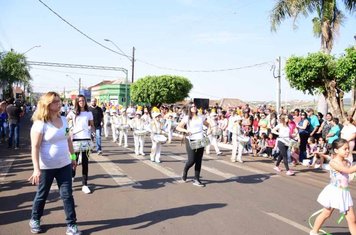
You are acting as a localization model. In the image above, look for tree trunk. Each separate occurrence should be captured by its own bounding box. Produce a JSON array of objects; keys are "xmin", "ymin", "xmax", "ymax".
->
[{"xmin": 324, "ymin": 80, "xmax": 346, "ymax": 122}]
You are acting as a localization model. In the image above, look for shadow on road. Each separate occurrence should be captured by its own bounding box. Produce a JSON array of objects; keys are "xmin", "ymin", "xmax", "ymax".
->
[{"xmin": 80, "ymin": 203, "xmax": 227, "ymax": 234}]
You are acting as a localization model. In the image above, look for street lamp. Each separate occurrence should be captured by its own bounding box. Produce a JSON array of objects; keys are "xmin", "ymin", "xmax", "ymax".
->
[
  {"xmin": 23, "ymin": 45, "xmax": 41, "ymax": 55},
  {"xmin": 104, "ymin": 39, "xmax": 135, "ymax": 107}
]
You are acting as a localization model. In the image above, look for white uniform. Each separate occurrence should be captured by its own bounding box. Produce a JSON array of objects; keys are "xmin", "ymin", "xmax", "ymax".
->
[
  {"xmin": 118, "ymin": 114, "xmax": 129, "ymax": 147},
  {"xmin": 149, "ymin": 119, "xmax": 164, "ymax": 163},
  {"xmin": 163, "ymin": 117, "xmax": 174, "ymax": 144},
  {"xmin": 231, "ymin": 121, "xmax": 247, "ymax": 163},
  {"xmin": 206, "ymin": 115, "xmax": 222, "ymax": 155},
  {"xmin": 130, "ymin": 116, "xmax": 146, "ymax": 155},
  {"xmin": 110, "ymin": 112, "xmax": 119, "ymax": 142},
  {"xmin": 103, "ymin": 111, "xmax": 111, "ymax": 138}
]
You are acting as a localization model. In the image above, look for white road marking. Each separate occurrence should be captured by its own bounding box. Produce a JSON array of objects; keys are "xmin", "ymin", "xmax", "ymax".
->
[
  {"xmin": 91, "ymin": 154, "xmax": 141, "ymax": 187},
  {"xmin": 204, "ymin": 155, "xmax": 270, "ymax": 175},
  {"xmin": 263, "ymin": 211, "xmax": 310, "ymax": 233},
  {"xmin": 167, "ymin": 154, "xmax": 236, "ymax": 179},
  {"xmin": 0, "ymin": 158, "xmax": 15, "ymax": 183},
  {"xmin": 129, "ymin": 153, "xmax": 184, "ymax": 183}
]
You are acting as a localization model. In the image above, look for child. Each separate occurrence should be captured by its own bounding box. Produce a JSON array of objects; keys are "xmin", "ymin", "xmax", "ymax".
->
[
  {"xmin": 251, "ymin": 133, "xmax": 260, "ymax": 157},
  {"xmin": 310, "ymin": 137, "xmax": 328, "ymax": 169},
  {"xmin": 290, "ymin": 145, "xmax": 300, "ymax": 166},
  {"xmin": 305, "ymin": 137, "xmax": 318, "ymax": 165},
  {"xmin": 258, "ymin": 133, "xmax": 268, "ymax": 157},
  {"xmin": 260, "ymin": 132, "xmax": 276, "ymax": 158},
  {"xmin": 310, "ymin": 138, "xmax": 356, "ymax": 235}
]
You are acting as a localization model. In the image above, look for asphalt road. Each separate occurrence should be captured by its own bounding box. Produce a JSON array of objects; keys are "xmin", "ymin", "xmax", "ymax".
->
[{"xmin": 0, "ymin": 114, "xmax": 353, "ymax": 235}]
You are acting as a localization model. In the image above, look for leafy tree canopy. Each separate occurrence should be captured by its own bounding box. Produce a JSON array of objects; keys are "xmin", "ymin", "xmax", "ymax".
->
[
  {"xmin": 285, "ymin": 47, "xmax": 355, "ymax": 96},
  {"xmin": 130, "ymin": 75, "xmax": 193, "ymax": 106}
]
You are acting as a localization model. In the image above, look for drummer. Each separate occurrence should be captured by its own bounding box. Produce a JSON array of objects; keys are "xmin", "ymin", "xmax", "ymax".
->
[
  {"xmin": 206, "ymin": 110, "xmax": 222, "ymax": 156},
  {"xmin": 231, "ymin": 115, "xmax": 246, "ymax": 163},
  {"xmin": 118, "ymin": 108, "xmax": 129, "ymax": 148},
  {"xmin": 110, "ymin": 108, "xmax": 119, "ymax": 143},
  {"xmin": 131, "ymin": 110, "xmax": 146, "ymax": 156},
  {"xmin": 149, "ymin": 111, "xmax": 165, "ymax": 163}
]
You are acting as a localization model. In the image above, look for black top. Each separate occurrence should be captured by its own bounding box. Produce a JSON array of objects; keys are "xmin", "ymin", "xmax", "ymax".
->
[
  {"xmin": 6, "ymin": 104, "xmax": 22, "ymax": 124},
  {"xmin": 89, "ymin": 105, "xmax": 104, "ymax": 128}
]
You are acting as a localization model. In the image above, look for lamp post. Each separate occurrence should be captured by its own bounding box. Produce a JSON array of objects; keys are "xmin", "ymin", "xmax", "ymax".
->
[
  {"xmin": 104, "ymin": 39, "xmax": 134, "ymax": 107},
  {"xmin": 23, "ymin": 45, "xmax": 41, "ymax": 55}
]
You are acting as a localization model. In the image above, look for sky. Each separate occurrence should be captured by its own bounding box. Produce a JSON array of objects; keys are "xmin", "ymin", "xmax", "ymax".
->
[{"xmin": 1, "ymin": 0, "xmax": 355, "ymax": 103}]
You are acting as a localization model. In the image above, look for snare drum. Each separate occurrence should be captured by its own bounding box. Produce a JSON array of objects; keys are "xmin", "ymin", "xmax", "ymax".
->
[
  {"xmin": 212, "ymin": 128, "xmax": 222, "ymax": 136},
  {"xmin": 153, "ymin": 134, "xmax": 167, "ymax": 144},
  {"xmin": 73, "ymin": 139, "xmax": 93, "ymax": 152},
  {"xmin": 134, "ymin": 130, "xmax": 148, "ymax": 136},
  {"xmin": 237, "ymin": 136, "xmax": 249, "ymax": 145},
  {"xmin": 119, "ymin": 124, "xmax": 130, "ymax": 131}
]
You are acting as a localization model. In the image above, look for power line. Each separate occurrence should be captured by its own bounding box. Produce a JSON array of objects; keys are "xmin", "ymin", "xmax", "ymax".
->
[
  {"xmin": 31, "ymin": 67, "xmax": 119, "ymax": 78},
  {"xmin": 136, "ymin": 59, "xmax": 272, "ymax": 73},
  {"xmin": 37, "ymin": 0, "xmax": 273, "ymax": 73},
  {"xmin": 37, "ymin": 0, "xmax": 131, "ymax": 59}
]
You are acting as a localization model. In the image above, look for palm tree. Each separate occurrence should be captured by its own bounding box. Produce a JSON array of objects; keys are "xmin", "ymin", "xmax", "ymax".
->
[
  {"xmin": 0, "ymin": 50, "xmax": 31, "ymax": 99},
  {"xmin": 270, "ymin": 0, "xmax": 356, "ymax": 54}
]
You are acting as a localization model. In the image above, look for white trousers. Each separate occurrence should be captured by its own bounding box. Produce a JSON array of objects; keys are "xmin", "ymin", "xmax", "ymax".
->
[
  {"xmin": 103, "ymin": 123, "xmax": 110, "ymax": 138},
  {"xmin": 119, "ymin": 130, "xmax": 128, "ymax": 147},
  {"xmin": 134, "ymin": 135, "xmax": 145, "ymax": 155},
  {"xmin": 150, "ymin": 139, "xmax": 161, "ymax": 162},
  {"xmin": 206, "ymin": 135, "xmax": 220, "ymax": 154},
  {"xmin": 231, "ymin": 135, "xmax": 244, "ymax": 162},
  {"xmin": 111, "ymin": 126, "xmax": 118, "ymax": 142}
]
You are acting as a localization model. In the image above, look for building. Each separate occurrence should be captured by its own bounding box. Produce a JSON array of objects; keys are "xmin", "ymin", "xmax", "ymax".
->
[{"xmin": 89, "ymin": 79, "xmax": 131, "ymax": 106}]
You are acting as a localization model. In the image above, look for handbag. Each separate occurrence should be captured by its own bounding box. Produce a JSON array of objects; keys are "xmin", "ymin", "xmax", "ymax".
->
[{"xmin": 188, "ymin": 134, "xmax": 210, "ymax": 150}]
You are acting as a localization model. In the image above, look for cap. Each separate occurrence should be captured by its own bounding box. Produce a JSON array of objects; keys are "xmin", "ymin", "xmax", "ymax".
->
[{"xmin": 152, "ymin": 112, "xmax": 161, "ymax": 118}]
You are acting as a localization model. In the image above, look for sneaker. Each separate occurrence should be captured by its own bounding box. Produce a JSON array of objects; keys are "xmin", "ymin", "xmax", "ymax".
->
[
  {"xmin": 82, "ymin": 185, "xmax": 91, "ymax": 194},
  {"xmin": 140, "ymin": 152, "xmax": 145, "ymax": 156},
  {"xmin": 29, "ymin": 219, "xmax": 42, "ymax": 234},
  {"xmin": 155, "ymin": 159, "xmax": 161, "ymax": 163},
  {"xmin": 309, "ymin": 230, "xmax": 319, "ymax": 235},
  {"xmin": 273, "ymin": 166, "xmax": 282, "ymax": 172},
  {"xmin": 216, "ymin": 152, "xmax": 222, "ymax": 156},
  {"xmin": 124, "ymin": 145, "xmax": 128, "ymax": 148},
  {"xmin": 97, "ymin": 151, "xmax": 102, "ymax": 155},
  {"xmin": 192, "ymin": 180, "xmax": 205, "ymax": 187},
  {"xmin": 66, "ymin": 224, "xmax": 82, "ymax": 235},
  {"xmin": 286, "ymin": 170, "xmax": 295, "ymax": 176}
]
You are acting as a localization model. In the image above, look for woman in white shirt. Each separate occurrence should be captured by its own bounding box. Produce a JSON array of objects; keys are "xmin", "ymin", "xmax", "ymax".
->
[
  {"xmin": 28, "ymin": 92, "xmax": 81, "ymax": 235},
  {"xmin": 67, "ymin": 95, "xmax": 94, "ymax": 194},
  {"xmin": 272, "ymin": 114, "xmax": 295, "ymax": 176},
  {"xmin": 176, "ymin": 102, "xmax": 209, "ymax": 187},
  {"xmin": 341, "ymin": 116, "xmax": 356, "ymax": 163}
]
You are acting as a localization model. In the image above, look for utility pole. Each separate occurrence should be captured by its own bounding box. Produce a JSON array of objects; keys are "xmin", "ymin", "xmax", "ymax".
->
[
  {"xmin": 272, "ymin": 56, "xmax": 281, "ymax": 115},
  {"xmin": 63, "ymin": 87, "xmax": 66, "ymax": 99},
  {"xmin": 131, "ymin": 47, "xmax": 135, "ymax": 83},
  {"xmin": 79, "ymin": 77, "xmax": 81, "ymax": 95},
  {"xmin": 352, "ymin": 35, "xmax": 356, "ymax": 106}
]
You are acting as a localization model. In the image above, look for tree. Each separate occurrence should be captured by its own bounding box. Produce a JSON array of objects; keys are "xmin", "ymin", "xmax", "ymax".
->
[
  {"xmin": 130, "ymin": 75, "xmax": 193, "ymax": 107},
  {"xmin": 0, "ymin": 50, "xmax": 31, "ymax": 99},
  {"xmin": 285, "ymin": 48, "xmax": 356, "ymax": 120},
  {"xmin": 270, "ymin": 0, "xmax": 356, "ymax": 54}
]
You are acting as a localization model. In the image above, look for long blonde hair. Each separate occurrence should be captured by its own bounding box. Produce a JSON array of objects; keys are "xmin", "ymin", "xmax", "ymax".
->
[{"xmin": 32, "ymin": 92, "xmax": 60, "ymax": 122}]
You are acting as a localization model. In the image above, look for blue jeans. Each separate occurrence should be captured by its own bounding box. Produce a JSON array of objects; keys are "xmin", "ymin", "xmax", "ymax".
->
[
  {"xmin": 31, "ymin": 164, "xmax": 77, "ymax": 225},
  {"xmin": 8, "ymin": 123, "xmax": 19, "ymax": 148},
  {"xmin": 95, "ymin": 128, "xmax": 102, "ymax": 151},
  {"xmin": 0, "ymin": 121, "xmax": 7, "ymax": 140}
]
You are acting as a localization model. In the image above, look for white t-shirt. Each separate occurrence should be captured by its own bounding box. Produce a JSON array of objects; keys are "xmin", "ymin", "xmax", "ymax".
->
[
  {"xmin": 341, "ymin": 124, "xmax": 356, "ymax": 141},
  {"xmin": 182, "ymin": 115, "xmax": 205, "ymax": 140},
  {"xmin": 31, "ymin": 116, "xmax": 71, "ymax": 169},
  {"xmin": 275, "ymin": 123, "xmax": 290, "ymax": 146},
  {"xmin": 67, "ymin": 111, "xmax": 93, "ymax": 139}
]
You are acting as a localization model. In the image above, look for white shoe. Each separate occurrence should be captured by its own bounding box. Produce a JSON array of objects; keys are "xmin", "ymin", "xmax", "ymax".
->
[
  {"xmin": 124, "ymin": 145, "xmax": 128, "ymax": 148},
  {"xmin": 140, "ymin": 152, "xmax": 145, "ymax": 156},
  {"xmin": 155, "ymin": 159, "xmax": 161, "ymax": 163},
  {"xmin": 82, "ymin": 185, "xmax": 91, "ymax": 194}
]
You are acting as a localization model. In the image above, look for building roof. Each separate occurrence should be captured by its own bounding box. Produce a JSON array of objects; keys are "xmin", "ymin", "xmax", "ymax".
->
[{"xmin": 88, "ymin": 80, "xmax": 113, "ymax": 89}]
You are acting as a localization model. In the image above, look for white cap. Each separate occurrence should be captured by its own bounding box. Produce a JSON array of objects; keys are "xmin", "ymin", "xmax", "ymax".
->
[{"xmin": 152, "ymin": 112, "xmax": 161, "ymax": 118}]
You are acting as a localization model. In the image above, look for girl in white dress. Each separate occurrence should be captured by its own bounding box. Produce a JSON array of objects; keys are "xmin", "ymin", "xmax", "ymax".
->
[{"xmin": 310, "ymin": 138, "xmax": 356, "ymax": 235}]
